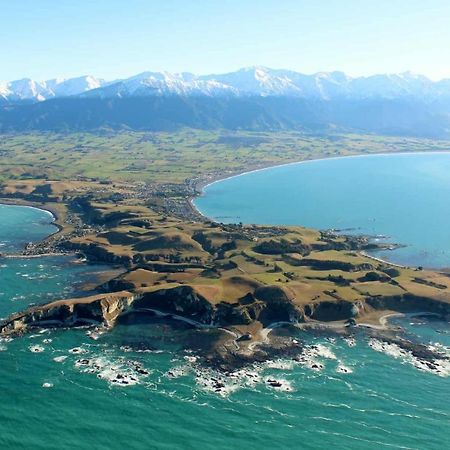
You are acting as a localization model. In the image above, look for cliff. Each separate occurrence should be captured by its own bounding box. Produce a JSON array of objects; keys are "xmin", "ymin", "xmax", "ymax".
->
[
  {"xmin": 2, "ymin": 182, "xmax": 450, "ymax": 349},
  {"xmin": 3, "ymin": 282, "xmax": 450, "ymax": 338},
  {"xmin": 0, "ymin": 291, "xmax": 138, "ymax": 335}
]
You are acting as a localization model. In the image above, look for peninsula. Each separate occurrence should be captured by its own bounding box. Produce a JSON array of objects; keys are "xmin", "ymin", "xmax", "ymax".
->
[{"xmin": 1, "ymin": 130, "xmax": 450, "ymax": 371}]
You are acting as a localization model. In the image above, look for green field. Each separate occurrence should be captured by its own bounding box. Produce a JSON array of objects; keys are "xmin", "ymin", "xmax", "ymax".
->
[
  {"xmin": 2, "ymin": 129, "xmax": 450, "ymax": 347},
  {"xmin": 1, "ymin": 130, "xmax": 449, "ymax": 184}
]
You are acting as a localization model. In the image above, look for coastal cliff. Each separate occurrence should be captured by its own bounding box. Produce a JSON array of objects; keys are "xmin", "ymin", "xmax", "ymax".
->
[
  {"xmin": 1, "ymin": 178, "xmax": 450, "ymax": 364},
  {"xmin": 0, "ymin": 291, "xmax": 138, "ymax": 335},
  {"xmin": 3, "ymin": 280, "xmax": 450, "ymax": 339}
]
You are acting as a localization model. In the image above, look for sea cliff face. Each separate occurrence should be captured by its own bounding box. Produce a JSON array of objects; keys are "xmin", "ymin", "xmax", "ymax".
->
[
  {"xmin": 0, "ymin": 291, "xmax": 138, "ymax": 335},
  {"xmin": 132, "ymin": 286, "xmax": 215, "ymax": 324},
  {"xmin": 2, "ymin": 179, "xmax": 450, "ymax": 365},
  {"xmin": 366, "ymin": 294, "xmax": 450, "ymax": 318},
  {"xmin": 3, "ymin": 281, "xmax": 450, "ymax": 338}
]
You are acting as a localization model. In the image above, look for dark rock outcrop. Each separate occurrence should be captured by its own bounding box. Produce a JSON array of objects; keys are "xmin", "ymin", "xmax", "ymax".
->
[
  {"xmin": 366, "ymin": 294, "xmax": 450, "ymax": 316},
  {"xmin": 61, "ymin": 241, "xmax": 133, "ymax": 266},
  {"xmin": 132, "ymin": 285, "xmax": 214, "ymax": 324},
  {"xmin": 304, "ymin": 300, "xmax": 363, "ymax": 322},
  {"xmin": 254, "ymin": 285, "xmax": 303, "ymax": 325},
  {"xmin": 0, "ymin": 291, "xmax": 137, "ymax": 335}
]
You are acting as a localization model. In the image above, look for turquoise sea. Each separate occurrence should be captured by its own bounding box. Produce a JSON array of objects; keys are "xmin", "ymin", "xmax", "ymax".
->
[
  {"xmin": 0, "ymin": 204, "xmax": 58, "ymax": 253},
  {"xmin": 2, "ymin": 153, "xmax": 450, "ymax": 450},
  {"xmin": 195, "ymin": 152, "xmax": 450, "ymax": 268}
]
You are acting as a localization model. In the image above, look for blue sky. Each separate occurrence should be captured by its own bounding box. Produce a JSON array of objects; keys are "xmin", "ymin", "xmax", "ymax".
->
[{"xmin": 2, "ymin": 0, "xmax": 450, "ymax": 81}]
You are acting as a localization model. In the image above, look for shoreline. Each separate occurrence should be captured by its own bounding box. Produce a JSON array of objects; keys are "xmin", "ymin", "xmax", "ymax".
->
[
  {"xmin": 189, "ymin": 150, "xmax": 450, "ymax": 270},
  {"xmin": 1, "ymin": 152, "xmax": 449, "ymax": 341},
  {"xmin": 0, "ymin": 202, "xmax": 123, "ymax": 293},
  {"xmin": 193, "ymin": 149, "xmax": 450, "ymax": 201},
  {"xmin": 0, "ymin": 199, "xmax": 64, "ymax": 236},
  {"xmin": 1, "ymin": 197, "xmax": 450, "ymax": 372},
  {"xmin": 0, "ymin": 200, "xmax": 70, "ymax": 259},
  {"xmin": 359, "ymin": 251, "xmax": 408, "ymax": 269},
  {"xmin": 0, "ymin": 201, "xmax": 57, "ymax": 221}
]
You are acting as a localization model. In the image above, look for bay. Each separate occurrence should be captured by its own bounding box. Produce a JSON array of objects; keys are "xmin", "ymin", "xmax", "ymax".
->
[
  {"xmin": 1, "ymin": 193, "xmax": 449, "ymax": 449},
  {"xmin": 195, "ymin": 152, "xmax": 450, "ymax": 268}
]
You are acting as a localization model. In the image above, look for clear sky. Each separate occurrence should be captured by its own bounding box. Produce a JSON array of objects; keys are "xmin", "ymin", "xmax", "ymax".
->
[{"xmin": 2, "ymin": 0, "xmax": 450, "ymax": 81}]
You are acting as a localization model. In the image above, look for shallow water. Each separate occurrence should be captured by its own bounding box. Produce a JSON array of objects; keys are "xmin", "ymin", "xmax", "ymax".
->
[
  {"xmin": 0, "ymin": 255, "xmax": 113, "ymax": 318},
  {"xmin": 0, "ymin": 203, "xmax": 57, "ymax": 252},
  {"xmin": 195, "ymin": 152, "xmax": 450, "ymax": 268},
  {"xmin": 1, "ymin": 319, "xmax": 449, "ymax": 450},
  {"xmin": 1, "ymin": 202, "xmax": 450, "ymax": 449}
]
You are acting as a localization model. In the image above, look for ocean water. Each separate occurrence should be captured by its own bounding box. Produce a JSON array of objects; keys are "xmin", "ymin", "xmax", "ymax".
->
[
  {"xmin": 0, "ymin": 205, "xmax": 114, "ymax": 320},
  {"xmin": 0, "ymin": 204, "xmax": 58, "ymax": 253},
  {"xmin": 0, "ymin": 255, "xmax": 114, "ymax": 319},
  {"xmin": 1, "ymin": 191, "xmax": 450, "ymax": 448},
  {"xmin": 195, "ymin": 152, "xmax": 450, "ymax": 268}
]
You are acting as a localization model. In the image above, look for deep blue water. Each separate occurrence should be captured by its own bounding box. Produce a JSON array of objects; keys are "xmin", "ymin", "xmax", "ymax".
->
[
  {"xmin": 195, "ymin": 152, "xmax": 450, "ymax": 268},
  {"xmin": 1, "ymin": 192, "xmax": 450, "ymax": 449}
]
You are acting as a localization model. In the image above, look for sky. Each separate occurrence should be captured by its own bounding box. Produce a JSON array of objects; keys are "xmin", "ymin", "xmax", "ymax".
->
[{"xmin": 2, "ymin": 0, "xmax": 450, "ymax": 81}]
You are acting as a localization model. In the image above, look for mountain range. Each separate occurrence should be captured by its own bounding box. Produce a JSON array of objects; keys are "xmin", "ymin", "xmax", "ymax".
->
[
  {"xmin": 1, "ymin": 67, "xmax": 450, "ymax": 137},
  {"xmin": 2, "ymin": 67, "xmax": 450, "ymax": 102},
  {"xmin": 0, "ymin": 75, "xmax": 105, "ymax": 103}
]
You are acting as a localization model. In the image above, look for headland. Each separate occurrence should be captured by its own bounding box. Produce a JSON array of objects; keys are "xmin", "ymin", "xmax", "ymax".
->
[{"xmin": 1, "ymin": 131, "xmax": 450, "ymax": 373}]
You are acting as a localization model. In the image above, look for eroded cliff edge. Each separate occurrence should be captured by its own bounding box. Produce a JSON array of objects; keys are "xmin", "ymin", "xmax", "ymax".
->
[{"xmin": 1, "ymin": 179, "xmax": 450, "ymax": 369}]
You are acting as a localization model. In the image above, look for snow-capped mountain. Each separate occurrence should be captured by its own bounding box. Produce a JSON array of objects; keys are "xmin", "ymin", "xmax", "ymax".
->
[
  {"xmin": 199, "ymin": 68, "xmax": 354, "ymax": 99},
  {"xmin": 0, "ymin": 78, "xmax": 53, "ymax": 102},
  {"xmin": 46, "ymin": 76, "xmax": 105, "ymax": 97},
  {"xmin": 199, "ymin": 67, "xmax": 303, "ymax": 96},
  {"xmin": 82, "ymin": 71, "xmax": 238, "ymax": 98},
  {"xmin": 0, "ymin": 75, "xmax": 106, "ymax": 102},
  {"xmin": 348, "ymin": 72, "xmax": 435, "ymax": 99},
  {"xmin": 2, "ymin": 68, "xmax": 450, "ymax": 137},
  {"xmin": 2, "ymin": 68, "xmax": 450, "ymax": 103},
  {"xmin": 69, "ymin": 67, "xmax": 450, "ymax": 100}
]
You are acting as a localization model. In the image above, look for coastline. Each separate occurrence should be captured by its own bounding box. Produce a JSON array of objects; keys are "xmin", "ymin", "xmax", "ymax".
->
[
  {"xmin": 0, "ymin": 200, "xmax": 57, "ymax": 221},
  {"xmin": 1, "ymin": 151, "xmax": 450, "ymax": 371},
  {"xmin": 359, "ymin": 251, "xmax": 407, "ymax": 269},
  {"xmin": 1, "ymin": 148, "xmax": 446, "ymax": 280},
  {"xmin": 0, "ymin": 199, "xmax": 64, "ymax": 236},
  {"xmin": 190, "ymin": 150, "xmax": 450, "ymax": 270},
  {"xmin": 0, "ymin": 202, "xmax": 123, "ymax": 294},
  {"xmin": 2, "ymin": 191, "xmax": 450, "ymax": 375},
  {"xmin": 2, "ymin": 128, "xmax": 450, "ymax": 444},
  {"xmin": 0, "ymin": 200, "xmax": 71, "ymax": 260},
  {"xmin": 192, "ymin": 149, "xmax": 450, "ymax": 202}
]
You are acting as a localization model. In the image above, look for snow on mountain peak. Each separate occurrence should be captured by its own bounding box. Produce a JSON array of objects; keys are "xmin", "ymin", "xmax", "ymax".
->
[
  {"xmin": 0, "ymin": 76, "xmax": 105, "ymax": 102},
  {"xmin": 2, "ymin": 69, "xmax": 450, "ymax": 103}
]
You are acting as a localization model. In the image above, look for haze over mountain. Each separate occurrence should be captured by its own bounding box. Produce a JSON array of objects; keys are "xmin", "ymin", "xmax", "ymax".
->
[
  {"xmin": 2, "ymin": 67, "xmax": 450, "ymax": 102},
  {"xmin": 0, "ymin": 76, "xmax": 106, "ymax": 103},
  {"xmin": 1, "ymin": 67, "xmax": 450, "ymax": 137}
]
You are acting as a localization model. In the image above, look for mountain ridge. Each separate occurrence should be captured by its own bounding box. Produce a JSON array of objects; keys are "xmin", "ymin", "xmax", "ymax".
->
[
  {"xmin": 2, "ymin": 67, "xmax": 450, "ymax": 103},
  {"xmin": 2, "ymin": 68, "xmax": 450, "ymax": 137},
  {"xmin": 0, "ymin": 75, "xmax": 106, "ymax": 103}
]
